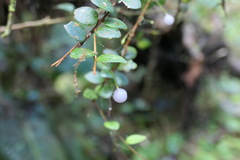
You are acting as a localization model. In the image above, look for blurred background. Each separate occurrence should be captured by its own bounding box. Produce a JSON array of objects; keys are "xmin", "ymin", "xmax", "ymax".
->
[{"xmin": 1, "ymin": 0, "xmax": 240, "ymax": 159}]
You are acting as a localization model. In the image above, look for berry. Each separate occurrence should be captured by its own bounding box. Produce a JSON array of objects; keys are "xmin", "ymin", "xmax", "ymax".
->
[
  {"xmin": 113, "ymin": 88, "xmax": 128, "ymax": 103},
  {"xmin": 163, "ymin": 14, "xmax": 175, "ymax": 26}
]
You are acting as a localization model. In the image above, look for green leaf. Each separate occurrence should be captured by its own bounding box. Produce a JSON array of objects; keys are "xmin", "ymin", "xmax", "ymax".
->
[
  {"xmin": 119, "ymin": 0, "xmax": 141, "ymax": 9},
  {"xmin": 83, "ymin": 88, "xmax": 98, "ymax": 100},
  {"xmin": 118, "ymin": 60, "xmax": 137, "ymax": 72},
  {"xmin": 97, "ymin": 54, "xmax": 127, "ymax": 63},
  {"xmin": 115, "ymin": 71, "xmax": 129, "ymax": 86},
  {"xmin": 104, "ymin": 121, "xmax": 120, "ymax": 130},
  {"xmin": 64, "ymin": 21, "xmax": 86, "ymax": 42},
  {"xmin": 96, "ymin": 83, "xmax": 114, "ymax": 99},
  {"xmin": 55, "ymin": 3, "xmax": 75, "ymax": 12},
  {"xmin": 70, "ymin": 48, "xmax": 95, "ymax": 59},
  {"xmin": 84, "ymin": 71, "xmax": 104, "ymax": 84},
  {"xmin": 96, "ymin": 26, "xmax": 121, "ymax": 39},
  {"xmin": 103, "ymin": 48, "xmax": 118, "ymax": 55},
  {"xmin": 104, "ymin": 18, "xmax": 127, "ymax": 30},
  {"xmin": 91, "ymin": 0, "xmax": 114, "ymax": 12},
  {"xmin": 122, "ymin": 46, "xmax": 137, "ymax": 60},
  {"xmin": 74, "ymin": 7, "xmax": 98, "ymax": 26},
  {"xmin": 126, "ymin": 134, "xmax": 147, "ymax": 145},
  {"xmin": 101, "ymin": 69, "xmax": 113, "ymax": 78},
  {"xmin": 137, "ymin": 38, "xmax": 152, "ymax": 50}
]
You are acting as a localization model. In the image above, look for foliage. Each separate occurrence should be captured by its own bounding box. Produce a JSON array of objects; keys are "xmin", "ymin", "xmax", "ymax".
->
[{"xmin": 1, "ymin": 0, "xmax": 240, "ymax": 160}]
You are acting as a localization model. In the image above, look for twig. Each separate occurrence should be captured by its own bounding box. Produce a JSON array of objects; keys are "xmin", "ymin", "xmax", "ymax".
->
[
  {"xmin": 0, "ymin": 16, "xmax": 68, "ymax": 35},
  {"xmin": 92, "ymin": 31, "xmax": 98, "ymax": 75},
  {"xmin": 1, "ymin": 0, "xmax": 17, "ymax": 37},
  {"xmin": 51, "ymin": 42, "xmax": 80, "ymax": 67},
  {"xmin": 121, "ymin": 0, "xmax": 152, "ymax": 57},
  {"xmin": 51, "ymin": 0, "xmax": 121, "ymax": 67}
]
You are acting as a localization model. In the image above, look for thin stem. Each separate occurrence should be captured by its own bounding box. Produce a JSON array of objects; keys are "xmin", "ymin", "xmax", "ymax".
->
[
  {"xmin": 93, "ymin": 101, "xmax": 148, "ymax": 160},
  {"xmin": 1, "ymin": 0, "xmax": 17, "ymax": 37},
  {"xmin": 117, "ymin": 133, "xmax": 148, "ymax": 160},
  {"xmin": 51, "ymin": 42, "xmax": 80, "ymax": 67},
  {"xmin": 121, "ymin": 0, "xmax": 152, "ymax": 57},
  {"xmin": 154, "ymin": 0, "xmax": 167, "ymax": 14},
  {"xmin": 92, "ymin": 32, "xmax": 97, "ymax": 75}
]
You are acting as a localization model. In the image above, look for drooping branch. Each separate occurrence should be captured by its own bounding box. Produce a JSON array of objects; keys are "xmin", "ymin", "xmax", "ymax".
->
[{"xmin": 51, "ymin": 11, "xmax": 110, "ymax": 67}]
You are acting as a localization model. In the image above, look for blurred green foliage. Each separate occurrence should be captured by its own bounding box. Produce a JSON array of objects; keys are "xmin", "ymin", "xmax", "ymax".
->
[{"xmin": 1, "ymin": 0, "xmax": 240, "ymax": 160}]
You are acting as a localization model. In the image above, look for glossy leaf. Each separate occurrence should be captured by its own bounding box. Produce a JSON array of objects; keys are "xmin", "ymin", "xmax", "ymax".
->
[
  {"xmin": 118, "ymin": 60, "xmax": 137, "ymax": 72},
  {"xmin": 104, "ymin": 121, "xmax": 120, "ymax": 130},
  {"xmin": 83, "ymin": 88, "xmax": 98, "ymax": 100},
  {"xmin": 115, "ymin": 71, "xmax": 129, "ymax": 86},
  {"xmin": 98, "ymin": 54, "xmax": 127, "ymax": 63},
  {"xmin": 55, "ymin": 3, "xmax": 75, "ymax": 12},
  {"xmin": 84, "ymin": 71, "xmax": 104, "ymax": 84},
  {"xmin": 126, "ymin": 134, "xmax": 147, "ymax": 145},
  {"xmin": 70, "ymin": 48, "xmax": 95, "ymax": 59},
  {"xmin": 122, "ymin": 46, "xmax": 137, "ymax": 60},
  {"xmin": 101, "ymin": 69, "xmax": 113, "ymax": 78},
  {"xmin": 96, "ymin": 84, "xmax": 114, "ymax": 99},
  {"xmin": 91, "ymin": 0, "xmax": 114, "ymax": 12},
  {"xmin": 74, "ymin": 7, "xmax": 98, "ymax": 26},
  {"xmin": 96, "ymin": 26, "xmax": 121, "ymax": 39},
  {"xmin": 104, "ymin": 18, "xmax": 127, "ymax": 30},
  {"xmin": 119, "ymin": 0, "xmax": 141, "ymax": 9},
  {"xmin": 64, "ymin": 21, "xmax": 86, "ymax": 42}
]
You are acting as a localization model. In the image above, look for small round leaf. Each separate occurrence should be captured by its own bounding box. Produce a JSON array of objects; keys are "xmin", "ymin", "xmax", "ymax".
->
[
  {"xmin": 70, "ymin": 48, "xmax": 95, "ymax": 59},
  {"xmin": 104, "ymin": 18, "xmax": 127, "ymax": 30},
  {"xmin": 91, "ymin": 0, "xmax": 114, "ymax": 12},
  {"xmin": 115, "ymin": 71, "xmax": 129, "ymax": 86},
  {"xmin": 118, "ymin": 60, "xmax": 137, "ymax": 72},
  {"xmin": 119, "ymin": 0, "xmax": 141, "ymax": 9},
  {"xmin": 96, "ymin": 26, "xmax": 121, "ymax": 39},
  {"xmin": 122, "ymin": 46, "xmax": 137, "ymax": 60},
  {"xmin": 96, "ymin": 84, "xmax": 114, "ymax": 99},
  {"xmin": 104, "ymin": 121, "xmax": 120, "ymax": 130},
  {"xmin": 83, "ymin": 88, "xmax": 98, "ymax": 100},
  {"xmin": 64, "ymin": 21, "xmax": 86, "ymax": 42},
  {"xmin": 85, "ymin": 71, "xmax": 104, "ymax": 84},
  {"xmin": 97, "ymin": 54, "xmax": 127, "ymax": 63},
  {"xmin": 74, "ymin": 6, "xmax": 98, "ymax": 26},
  {"xmin": 126, "ymin": 134, "xmax": 147, "ymax": 145},
  {"xmin": 55, "ymin": 3, "xmax": 75, "ymax": 12}
]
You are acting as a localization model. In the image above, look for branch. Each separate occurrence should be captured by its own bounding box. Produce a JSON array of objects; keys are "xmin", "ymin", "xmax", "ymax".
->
[
  {"xmin": 121, "ymin": 0, "xmax": 152, "ymax": 57},
  {"xmin": 0, "ymin": 16, "xmax": 68, "ymax": 34},
  {"xmin": 1, "ymin": 0, "xmax": 17, "ymax": 37},
  {"xmin": 51, "ymin": 11, "xmax": 110, "ymax": 67}
]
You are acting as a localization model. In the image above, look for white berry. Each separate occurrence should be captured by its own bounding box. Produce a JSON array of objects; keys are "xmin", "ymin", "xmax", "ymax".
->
[
  {"xmin": 113, "ymin": 88, "xmax": 128, "ymax": 103},
  {"xmin": 163, "ymin": 14, "xmax": 175, "ymax": 26}
]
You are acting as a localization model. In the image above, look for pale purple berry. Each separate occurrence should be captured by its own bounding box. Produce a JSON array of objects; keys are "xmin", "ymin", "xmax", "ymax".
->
[
  {"xmin": 113, "ymin": 88, "xmax": 127, "ymax": 103},
  {"xmin": 163, "ymin": 14, "xmax": 175, "ymax": 26}
]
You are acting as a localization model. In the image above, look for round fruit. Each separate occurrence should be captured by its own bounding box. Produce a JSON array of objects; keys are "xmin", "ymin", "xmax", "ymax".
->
[
  {"xmin": 113, "ymin": 88, "xmax": 128, "ymax": 103},
  {"xmin": 163, "ymin": 14, "xmax": 175, "ymax": 26}
]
